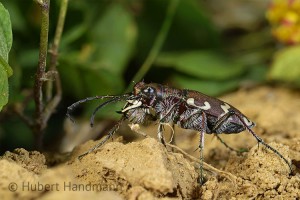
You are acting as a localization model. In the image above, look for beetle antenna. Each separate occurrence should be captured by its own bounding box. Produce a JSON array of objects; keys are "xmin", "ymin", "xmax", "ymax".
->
[
  {"xmin": 90, "ymin": 97, "xmax": 123, "ymax": 127},
  {"xmin": 66, "ymin": 94, "xmax": 131, "ymax": 123}
]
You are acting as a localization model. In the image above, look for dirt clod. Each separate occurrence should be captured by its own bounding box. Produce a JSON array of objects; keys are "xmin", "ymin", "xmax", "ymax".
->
[
  {"xmin": 70, "ymin": 138, "xmax": 200, "ymax": 198},
  {"xmin": 1, "ymin": 148, "xmax": 47, "ymax": 175},
  {"xmin": 0, "ymin": 86, "xmax": 300, "ymax": 199}
]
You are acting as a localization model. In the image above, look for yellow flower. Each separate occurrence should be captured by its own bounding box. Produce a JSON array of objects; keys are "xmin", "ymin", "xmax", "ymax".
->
[{"xmin": 266, "ymin": 0, "xmax": 300, "ymax": 44}]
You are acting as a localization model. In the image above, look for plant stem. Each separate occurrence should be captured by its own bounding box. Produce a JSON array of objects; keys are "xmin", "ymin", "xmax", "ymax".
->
[
  {"xmin": 43, "ymin": 0, "xmax": 69, "ymax": 124},
  {"xmin": 46, "ymin": 0, "xmax": 68, "ymax": 101},
  {"xmin": 126, "ymin": 0, "xmax": 180, "ymax": 92},
  {"xmin": 33, "ymin": 0, "xmax": 50, "ymax": 148},
  {"xmin": 32, "ymin": 0, "xmax": 68, "ymax": 149}
]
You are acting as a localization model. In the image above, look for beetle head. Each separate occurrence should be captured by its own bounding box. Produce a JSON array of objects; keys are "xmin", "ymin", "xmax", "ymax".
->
[{"xmin": 133, "ymin": 81, "xmax": 162, "ymax": 106}]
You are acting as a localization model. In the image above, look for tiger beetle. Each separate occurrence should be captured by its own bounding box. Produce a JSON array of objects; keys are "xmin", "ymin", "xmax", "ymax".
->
[{"xmin": 67, "ymin": 81, "xmax": 293, "ymax": 184}]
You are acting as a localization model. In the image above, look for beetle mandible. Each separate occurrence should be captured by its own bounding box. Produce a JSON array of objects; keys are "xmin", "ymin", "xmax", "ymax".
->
[{"xmin": 67, "ymin": 81, "xmax": 293, "ymax": 184}]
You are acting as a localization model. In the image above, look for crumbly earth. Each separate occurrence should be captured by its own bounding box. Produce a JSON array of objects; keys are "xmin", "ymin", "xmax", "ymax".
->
[{"xmin": 0, "ymin": 86, "xmax": 300, "ymax": 199}]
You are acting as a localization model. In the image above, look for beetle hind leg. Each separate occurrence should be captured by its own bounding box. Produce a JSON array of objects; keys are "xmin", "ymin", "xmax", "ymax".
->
[
  {"xmin": 242, "ymin": 123, "xmax": 294, "ymax": 175},
  {"xmin": 211, "ymin": 111, "xmax": 248, "ymax": 153},
  {"xmin": 215, "ymin": 111, "xmax": 293, "ymax": 175}
]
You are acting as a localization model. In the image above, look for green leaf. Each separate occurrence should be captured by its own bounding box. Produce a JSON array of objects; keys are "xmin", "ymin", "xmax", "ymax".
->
[
  {"xmin": 0, "ymin": 3, "xmax": 13, "ymax": 77},
  {"xmin": 89, "ymin": 3, "xmax": 137, "ymax": 75},
  {"xmin": 0, "ymin": 55, "xmax": 12, "ymax": 76},
  {"xmin": 171, "ymin": 74, "xmax": 240, "ymax": 97},
  {"xmin": 0, "ymin": 3, "xmax": 13, "ymax": 111},
  {"xmin": 60, "ymin": 24, "xmax": 88, "ymax": 49},
  {"xmin": 0, "ymin": 62, "xmax": 9, "ymax": 111},
  {"xmin": 59, "ymin": 3, "xmax": 137, "ymax": 104},
  {"xmin": 135, "ymin": 0, "xmax": 220, "ymax": 60},
  {"xmin": 0, "ymin": 3, "xmax": 12, "ymax": 62},
  {"xmin": 269, "ymin": 46, "xmax": 300, "ymax": 86},
  {"xmin": 59, "ymin": 51, "xmax": 125, "ymax": 98},
  {"xmin": 1, "ymin": 1, "xmax": 26, "ymax": 32},
  {"xmin": 81, "ymin": 65, "xmax": 125, "ymax": 96},
  {"xmin": 156, "ymin": 51, "xmax": 245, "ymax": 80}
]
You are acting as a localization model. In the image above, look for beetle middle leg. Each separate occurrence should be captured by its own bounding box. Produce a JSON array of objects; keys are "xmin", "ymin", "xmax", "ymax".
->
[
  {"xmin": 157, "ymin": 123, "xmax": 167, "ymax": 146},
  {"xmin": 156, "ymin": 97, "xmax": 183, "ymax": 146},
  {"xmin": 214, "ymin": 134, "xmax": 246, "ymax": 153},
  {"xmin": 198, "ymin": 112, "xmax": 208, "ymax": 184},
  {"xmin": 177, "ymin": 109, "xmax": 208, "ymax": 183}
]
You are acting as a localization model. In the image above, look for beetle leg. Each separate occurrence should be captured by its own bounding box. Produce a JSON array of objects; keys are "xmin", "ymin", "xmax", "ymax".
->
[
  {"xmin": 234, "ymin": 114, "xmax": 293, "ymax": 175},
  {"xmin": 159, "ymin": 98, "xmax": 183, "ymax": 123},
  {"xmin": 159, "ymin": 123, "xmax": 175, "ymax": 144},
  {"xmin": 198, "ymin": 112, "xmax": 207, "ymax": 184},
  {"xmin": 215, "ymin": 111, "xmax": 293, "ymax": 175},
  {"xmin": 129, "ymin": 123, "xmax": 149, "ymax": 138},
  {"xmin": 214, "ymin": 134, "xmax": 246, "ymax": 153},
  {"xmin": 211, "ymin": 111, "xmax": 245, "ymax": 153},
  {"xmin": 78, "ymin": 117, "xmax": 125, "ymax": 160},
  {"xmin": 157, "ymin": 98, "xmax": 181, "ymax": 146},
  {"xmin": 168, "ymin": 124, "xmax": 175, "ymax": 144},
  {"xmin": 212, "ymin": 110, "xmax": 235, "ymax": 132},
  {"xmin": 212, "ymin": 111, "xmax": 293, "ymax": 173},
  {"xmin": 157, "ymin": 123, "xmax": 167, "ymax": 146}
]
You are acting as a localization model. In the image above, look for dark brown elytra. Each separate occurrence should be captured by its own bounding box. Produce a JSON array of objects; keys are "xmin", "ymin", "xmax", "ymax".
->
[{"xmin": 67, "ymin": 81, "xmax": 293, "ymax": 184}]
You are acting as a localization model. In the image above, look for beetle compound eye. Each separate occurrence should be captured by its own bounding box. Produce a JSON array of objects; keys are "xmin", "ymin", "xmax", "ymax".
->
[{"xmin": 143, "ymin": 87, "xmax": 155, "ymax": 95}]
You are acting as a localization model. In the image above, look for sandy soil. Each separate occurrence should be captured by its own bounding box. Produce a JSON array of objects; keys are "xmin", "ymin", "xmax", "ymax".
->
[{"xmin": 1, "ymin": 86, "xmax": 300, "ymax": 200}]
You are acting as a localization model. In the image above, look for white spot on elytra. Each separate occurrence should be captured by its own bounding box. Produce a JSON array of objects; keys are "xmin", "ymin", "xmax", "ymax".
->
[
  {"xmin": 200, "ymin": 102, "xmax": 211, "ymax": 110},
  {"xmin": 186, "ymin": 98, "xmax": 195, "ymax": 106},
  {"xmin": 187, "ymin": 98, "xmax": 211, "ymax": 110},
  {"xmin": 243, "ymin": 117, "xmax": 253, "ymax": 126},
  {"xmin": 220, "ymin": 103, "xmax": 231, "ymax": 114}
]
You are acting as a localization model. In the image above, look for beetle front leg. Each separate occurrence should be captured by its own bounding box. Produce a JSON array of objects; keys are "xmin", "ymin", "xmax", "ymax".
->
[
  {"xmin": 78, "ymin": 117, "xmax": 125, "ymax": 160},
  {"xmin": 157, "ymin": 123, "xmax": 167, "ymax": 146}
]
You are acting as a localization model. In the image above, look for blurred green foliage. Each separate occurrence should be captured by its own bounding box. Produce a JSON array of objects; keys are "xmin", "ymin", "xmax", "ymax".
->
[
  {"xmin": 1, "ymin": 0, "xmax": 283, "ymax": 151},
  {"xmin": 269, "ymin": 46, "xmax": 300, "ymax": 85},
  {"xmin": 0, "ymin": 2, "xmax": 13, "ymax": 111},
  {"xmin": 59, "ymin": 3, "xmax": 137, "ymax": 98}
]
